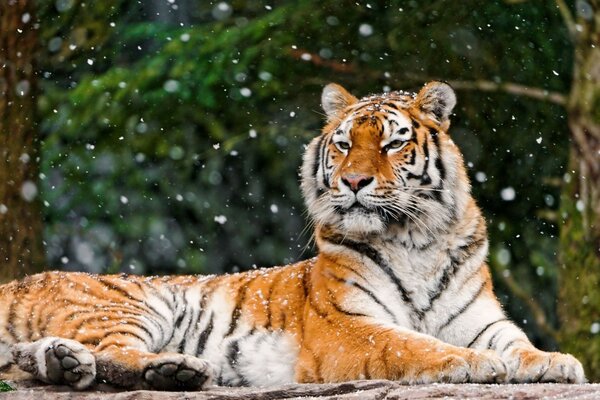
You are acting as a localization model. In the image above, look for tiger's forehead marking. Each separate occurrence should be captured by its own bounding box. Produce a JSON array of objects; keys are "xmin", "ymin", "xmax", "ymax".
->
[{"xmin": 335, "ymin": 92, "xmax": 415, "ymax": 140}]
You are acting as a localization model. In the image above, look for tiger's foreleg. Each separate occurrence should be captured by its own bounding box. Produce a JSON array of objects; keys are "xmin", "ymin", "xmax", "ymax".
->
[
  {"xmin": 297, "ymin": 315, "xmax": 507, "ymax": 384},
  {"xmin": 436, "ymin": 290, "xmax": 586, "ymax": 383}
]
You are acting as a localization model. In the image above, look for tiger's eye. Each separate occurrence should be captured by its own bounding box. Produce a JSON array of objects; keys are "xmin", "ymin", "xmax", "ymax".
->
[
  {"xmin": 335, "ymin": 141, "xmax": 350, "ymax": 151},
  {"xmin": 388, "ymin": 140, "xmax": 404, "ymax": 149},
  {"xmin": 383, "ymin": 140, "xmax": 405, "ymax": 153}
]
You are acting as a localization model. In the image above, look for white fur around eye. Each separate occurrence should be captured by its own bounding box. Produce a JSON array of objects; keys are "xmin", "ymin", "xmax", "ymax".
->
[{"xmin": 396, "ymin": 127, "xmax": 412, "ymax": 140}]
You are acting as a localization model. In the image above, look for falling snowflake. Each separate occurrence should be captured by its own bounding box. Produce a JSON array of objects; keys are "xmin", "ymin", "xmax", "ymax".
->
[{"xmin": 214, "ymin": 215, "xmax": 227, "ymax": 224}]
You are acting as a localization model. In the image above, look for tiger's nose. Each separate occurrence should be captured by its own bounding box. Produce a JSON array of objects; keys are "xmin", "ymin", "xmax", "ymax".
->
[{"xmin": 341, "ymin": 174, "xmax": 374, "ymax": 193}]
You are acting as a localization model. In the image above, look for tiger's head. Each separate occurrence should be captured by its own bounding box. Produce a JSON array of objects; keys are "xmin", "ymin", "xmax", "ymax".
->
[{"xmin": 301, "ymin": 82, "xmax": 471, "ymax": 238}]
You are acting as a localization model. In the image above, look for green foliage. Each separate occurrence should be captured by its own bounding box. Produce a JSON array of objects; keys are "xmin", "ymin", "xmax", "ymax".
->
[
  {"xmin": 38, "ymin": 0, "xmax": 572, "ymax": 348},
  {"xmin": 0, "ymin": 380, "xmax": 14, "ymax": 392}
]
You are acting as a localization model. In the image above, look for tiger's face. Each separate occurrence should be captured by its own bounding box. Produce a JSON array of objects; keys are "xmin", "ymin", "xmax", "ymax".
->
[{"xmin": 302, "ymin": 82, "xmax": 466, "ymax": 236}]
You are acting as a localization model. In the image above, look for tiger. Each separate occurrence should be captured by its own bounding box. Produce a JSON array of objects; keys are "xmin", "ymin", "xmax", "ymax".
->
[{"xmin": 0, "ymin": 81, "xmax": 585, "ymax": 391}]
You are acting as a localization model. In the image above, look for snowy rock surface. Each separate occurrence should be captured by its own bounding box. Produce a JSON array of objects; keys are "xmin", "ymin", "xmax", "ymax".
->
[{"xmin": 4, "ymin": 380, "xmax": 600, "ymax": 399}]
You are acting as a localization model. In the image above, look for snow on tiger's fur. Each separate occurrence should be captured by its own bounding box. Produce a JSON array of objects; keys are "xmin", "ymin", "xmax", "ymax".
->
[{"xmin": 0, "ymin": 82, "xmax": 585, "ymax": 391}]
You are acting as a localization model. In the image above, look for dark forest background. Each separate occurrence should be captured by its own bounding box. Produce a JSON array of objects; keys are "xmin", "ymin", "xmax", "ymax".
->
[{"xmin": 1, "ymin": 0, "xmax": 599, "ymax": 380}]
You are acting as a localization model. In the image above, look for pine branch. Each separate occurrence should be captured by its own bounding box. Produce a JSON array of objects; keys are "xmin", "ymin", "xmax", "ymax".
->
[
  {"xmin": 555, "ymin": 0, "xmax": 577, "ymax": 40},
  {"xmin": 289, "ymin": 48, "xmax": 567, "ymax": 106},
  {"xmin": 443, "ymin": 79, "xmax": 567, "ymax": 106}
]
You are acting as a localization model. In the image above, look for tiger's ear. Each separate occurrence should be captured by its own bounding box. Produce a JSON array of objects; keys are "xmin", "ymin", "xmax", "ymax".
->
[
  {"xmin": 321, "ymin": 83, "xmax": 358, "ymax": 122},
  {"xmin": 414, "ymin": 81, "xmax": 456, "ymax": 126}
]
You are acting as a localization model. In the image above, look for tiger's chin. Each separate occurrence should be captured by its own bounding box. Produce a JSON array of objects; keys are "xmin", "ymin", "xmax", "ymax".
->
[{"xmin": 339, "ymin": 211, "xmax": 386, "ymax": 234}]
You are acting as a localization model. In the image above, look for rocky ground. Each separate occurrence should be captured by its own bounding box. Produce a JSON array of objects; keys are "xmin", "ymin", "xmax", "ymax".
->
[{"xmin": 2, "ymin": 380, "xmax": 600, "ymax": 400}]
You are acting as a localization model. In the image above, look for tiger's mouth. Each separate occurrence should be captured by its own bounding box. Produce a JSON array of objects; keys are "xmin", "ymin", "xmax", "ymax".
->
[
  {"xmin": 333, "ymin": 200, "xmax": 411, "ymax": 228},
  {"xmin": 334, "ymin": 202, "xmax": 374, "ymax": 215},
  {"xmin": 331, "ymin": 201, "xmax": 389, "ymax": 234}
]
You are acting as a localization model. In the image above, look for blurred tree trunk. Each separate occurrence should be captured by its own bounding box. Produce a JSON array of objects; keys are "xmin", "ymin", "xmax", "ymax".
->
[
  {"xmin": 558, "ymin": 1, "xmax": 600, "ymax": 382},
  {"xmin": 0, "ymin": 0, "xmax": 45, "ymax": 283}
]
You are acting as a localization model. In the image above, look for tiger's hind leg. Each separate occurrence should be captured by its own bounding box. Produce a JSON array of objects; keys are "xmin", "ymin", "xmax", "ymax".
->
[
  {"xmin": 95, "ymin": 346, "xmax": 213, "ymax": 391},
  {"xmin": 12, "ymin": 337, "xmax": 96, "ymax": 390}
]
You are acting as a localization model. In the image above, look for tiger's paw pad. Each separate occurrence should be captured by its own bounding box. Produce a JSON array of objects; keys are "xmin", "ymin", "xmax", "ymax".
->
[
  {"xmin": 13, "ymin": 337, "xmax": 96, "ymax": 390},
  {"xmin": 507, "ymin": 350, "xmax": 585, "ymax": 383},
  {"xmin": 143, "ymin": 355, "xmax": 213, "ymax": 390}
]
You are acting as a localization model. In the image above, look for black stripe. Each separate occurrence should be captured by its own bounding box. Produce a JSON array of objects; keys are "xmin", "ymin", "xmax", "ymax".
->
[
  {"xmin": 429, "ymin": 128, "xmax": 446, "ymax": 187},
  {"xmin": 118, "ymin": 320, "xmax": 155, "ymax": 344},
  {"xmin": 308, "ymin": 293, "xmax": 328, "ymax": 318},
  {"xmin": 328, "ymin": 289, "xmax": 369, "ymax": 317},
  {"xmin": 407, "ymin": 148, "xmax": 416, "ymax": 165},
  {"xmin": 265, "ymin": 283, "xmax": 274, "ymax": 329},
  {"xmin": 312, "ymin": 136, "xmax": 324, "ymax": 178},
  {"xmin": 265, "ymin": 271, "xmax": 282, "ymax": 329},
  {"xmin": 321, "ymin": 136, "xmax": 332, "ymax": 188},
  {"xmin": 131, "ymin": 280, "xmax": 174, "ymax": 326},
  {"xmin": 94, "ymin": 278, "xmax": 167, "ymax": 337},
  {"xmin": 301, "ymin": 267, "xmax": 310, "ymax": 300},
  {"xmin": 39, "ymin": 311, "xmax": 54, "ymax": 337},
  {"xmin": 96, "ymin": 276, "xmax": 144, "ymax": 304},
  {"xmin": 225, "ymin": 277, "xmax": 255, "ymax": 337},
  {"xmin": 487, "ymin": 327, "xmax": 508, "ymax": 349},
  {"xmin": 455, "ymin": 234, "xmax": 487, "ymax": 265},
  {"xmin": 196, "ymin": 312, "xmax": 214, "ymax": 356},
  {"xmin": 32, "ymin": 301, "xmax": 45, "ymax": 339},
  {"xmin": 184, "ymin": 284, "xmax": 219, "ymax": 352},
  {"xmin": 139, "ymin": 279, "xmax": 176, "ymax": 309},
  {"xmin": 6, "ymin": 281, "xmax": 29, "ymax": 341},
  {"xmin": 95, "ymin": 330, "xmax": 150, "ymax": 351},
  {"xmin": 420, "ymin": 136, "xmax": 432, "ymax": 185},
  {"xmin": 467, "ymin": 319, "xmax": 509, "ymax": 348},
  {"xmin": 280, "ymin": 308, "xmax": 287, "ymax": 330},
  {"xmin": 435, "ymin": 157, "xmax": 446, "ymax": 181},
  {"xmin": 323, "ymin": 234, "xmax": 420, "ymax": 319},
  {"xmin": 419, "ymin": 257, "xmax": 461, "ymax": 317},
  {"xmin": 500, "ymin": 338, "xmax": 521, "ymax": 354},
  {"xmin": 175, "ymin": 301, "xmax": 194, "ymax": 353},
  {"xmin": 174, "ymin": 301, "xmax": 187, "ymax": 331},
  {"xmin": 0, "ymin": 359, "xmax": 14, "ymax": 372},
  {"xmin": 7, "ymin": 294, "xmax": 19, "ymax": 342},
  {"xmin": 78, "ymin": 314, "xmax": 154, "ymax": 346},
  {"xmin": 437, "ymin": 279, "xmax": 487, "ymax": 334},
  {"xmin": 336, "ymin": 262, "xmax": 369, "ymax": 283},
  {"xmin": 429, "ymin": 128, "xmax": 438, "ymax": 142},
  {"xmin": 31, "ymin": 274, "xmax": 53, "ymax": 338},
  {"xmin": 225, "ymin": 339, "xmax": 251, "ymax": 386},
  {"xmin": 179, "ymin": 305, "xmax": 204, "ymax": 354},
  {"xmin": 121, "ymin": 306, "xmax": 167, "ymax": 346},
  {"xmin": 328, "ymin": 273, "xmax": 396, "ymax": 323}
]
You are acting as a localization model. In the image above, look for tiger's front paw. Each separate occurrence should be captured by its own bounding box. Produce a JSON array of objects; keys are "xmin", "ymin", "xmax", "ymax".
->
[
  {"xmin": 505, "ymin": 348, "xmax": 585, "ymax": 383},
  {"xmin": 465, "ymin": 349, "xmax": 507, "ymax": 383},
  {"xmin": 418, "ymin": 349, "xmax": 506, "ymax": 384}
]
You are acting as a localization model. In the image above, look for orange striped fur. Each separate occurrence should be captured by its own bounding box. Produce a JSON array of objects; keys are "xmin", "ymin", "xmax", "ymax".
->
[{"xmin": 0, "ymin": 82, "xmax": 585, "ymax": 390}]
